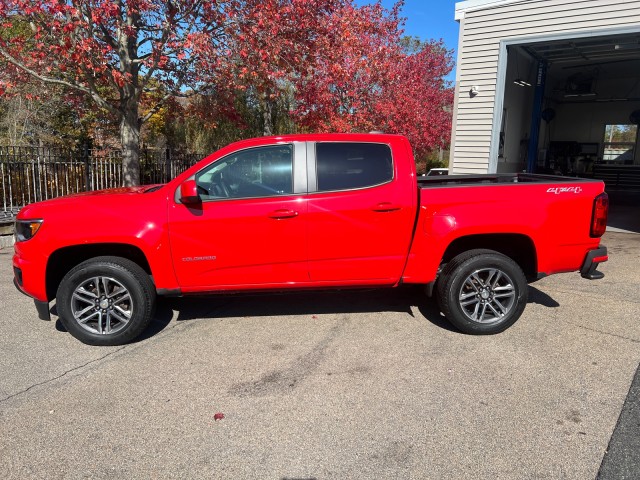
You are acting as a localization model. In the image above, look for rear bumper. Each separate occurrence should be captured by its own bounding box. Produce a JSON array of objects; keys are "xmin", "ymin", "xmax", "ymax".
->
[{"xmin": 580, "ymin": 246, "xmax": 608, "ymax": 280}]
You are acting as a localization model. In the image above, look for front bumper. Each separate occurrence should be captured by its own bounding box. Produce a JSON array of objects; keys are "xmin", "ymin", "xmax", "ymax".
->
[
  {"xmin": 13, "ymin": 264, "xmax": 51, "ymax": 321},
  {"xmin": 580, "ymin": 246, "xmax": 608, "ymax": 280}
]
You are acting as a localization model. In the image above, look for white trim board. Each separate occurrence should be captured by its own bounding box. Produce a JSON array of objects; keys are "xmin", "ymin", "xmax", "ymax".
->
[{"xmin": 455, "ymin": 0, "xmax": 531, "ymax": 20}]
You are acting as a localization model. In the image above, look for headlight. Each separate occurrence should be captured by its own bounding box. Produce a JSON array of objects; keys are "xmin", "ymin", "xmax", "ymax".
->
[{"xmin": 15, "ymin": 219, "xmax": 43, "ymax": 242}]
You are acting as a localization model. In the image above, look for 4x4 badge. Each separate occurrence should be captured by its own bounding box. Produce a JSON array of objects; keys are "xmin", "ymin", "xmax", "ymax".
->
[{"xmin": 547, "ymin": 187, "xmax": 582, "ymax": 194}]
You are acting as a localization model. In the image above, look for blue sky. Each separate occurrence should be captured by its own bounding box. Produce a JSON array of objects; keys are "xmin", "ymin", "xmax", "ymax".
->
[{"xmin": 358, "ymin": 1, "xmax": 460, "ymax": 81}]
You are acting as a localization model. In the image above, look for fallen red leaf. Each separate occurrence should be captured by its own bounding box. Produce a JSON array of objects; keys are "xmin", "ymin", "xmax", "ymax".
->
[{"xmin": 214, "ymin": 412, "xmax": 224, "ymax": 421}]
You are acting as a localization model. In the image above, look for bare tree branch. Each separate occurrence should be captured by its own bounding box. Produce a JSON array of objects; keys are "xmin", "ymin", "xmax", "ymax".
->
[{"xmin": 0, "ymin": 47, "xmax": 117, "ymax": 115}]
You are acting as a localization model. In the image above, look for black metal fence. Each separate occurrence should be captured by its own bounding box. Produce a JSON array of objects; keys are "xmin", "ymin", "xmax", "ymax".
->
[{"xmin": 0, "ymin": 145, "xmax": 205, "ymax": 218}]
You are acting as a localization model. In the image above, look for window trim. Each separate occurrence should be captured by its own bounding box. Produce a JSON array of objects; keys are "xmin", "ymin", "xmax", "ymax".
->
[{"xmin": 308, "ymin": 141, "xmax": 395, "ymax": 194}]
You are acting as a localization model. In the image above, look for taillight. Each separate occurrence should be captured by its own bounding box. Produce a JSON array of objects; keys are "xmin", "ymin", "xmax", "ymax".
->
[{"xmin": 591, "ymin": 192, "xmax": 608, "ymax": 237}]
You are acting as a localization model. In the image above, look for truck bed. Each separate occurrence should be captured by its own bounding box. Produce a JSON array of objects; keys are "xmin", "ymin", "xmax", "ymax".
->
[{"xmin": 417, "ymin": 173, "xmax": 599, "ymax": 188}]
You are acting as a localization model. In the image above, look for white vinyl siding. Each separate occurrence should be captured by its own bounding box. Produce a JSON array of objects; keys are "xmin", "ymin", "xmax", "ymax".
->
[{"xmin": 451, "ymin": 0, "xmax": 640, "ymax": 174}]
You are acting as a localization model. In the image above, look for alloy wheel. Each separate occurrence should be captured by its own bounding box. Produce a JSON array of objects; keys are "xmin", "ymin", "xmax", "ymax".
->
[{"xmin": 70, "ymin": 276, "xmax": 133, "ymax": 335}]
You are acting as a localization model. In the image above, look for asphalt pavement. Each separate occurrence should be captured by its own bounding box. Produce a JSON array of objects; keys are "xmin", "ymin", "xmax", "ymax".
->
[{"xmin": 1, "ymin": 232, "xmax": 639, "ymax": 479}]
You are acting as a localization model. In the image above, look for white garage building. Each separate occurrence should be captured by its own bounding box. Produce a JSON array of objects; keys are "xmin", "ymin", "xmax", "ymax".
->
[{"xmin": 451, "ymin": 0, "xmax": 640, "ymax": 195}]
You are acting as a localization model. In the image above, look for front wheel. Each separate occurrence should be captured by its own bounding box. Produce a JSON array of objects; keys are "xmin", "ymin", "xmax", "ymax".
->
[
  {"xmin": 436, "ymin": 249, "xmax": 528, "ymax": 334},
  {"xmin": 56, "ymin": 256, "xmax": 156, "ymax": 346}
]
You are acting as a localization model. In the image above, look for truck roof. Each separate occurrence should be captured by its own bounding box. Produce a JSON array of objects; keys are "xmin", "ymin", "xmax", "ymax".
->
[{"xmin": 224, "ymin": 133, "xmax": 408, "ymax": 149}]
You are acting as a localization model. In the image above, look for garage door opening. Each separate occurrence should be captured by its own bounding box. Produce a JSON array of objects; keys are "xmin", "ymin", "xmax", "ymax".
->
[{"xmin": 497, "ymin": 33, "xmax": 640, "ymax": 199}]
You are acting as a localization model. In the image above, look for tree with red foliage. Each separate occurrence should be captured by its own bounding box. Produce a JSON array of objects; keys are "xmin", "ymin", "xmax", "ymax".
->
[
  {"xmin": 214, "ymin": 0, "xmax": 347, "ymax": 136},
  {"xmin": 292, "ymin": 2, "xmax": 403, "ymax": 133},
  {"xmin": 379, "ymin": 40, "xmax": 454, "ymax": 158},
  {"xmin": 292, "ymin": 3, "xmax": 453, "ymax": 158},
  {"xmin": 0, "ymin": 0, "xmax": 229, "ymax": 185},
  {"xmin": 1, "ymin": 0, "xmax": 453, "ymax": 184}
]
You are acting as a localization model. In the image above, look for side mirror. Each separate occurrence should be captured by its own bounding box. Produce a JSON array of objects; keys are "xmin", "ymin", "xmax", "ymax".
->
[{"xmin": 179, "ymin": 179, "xmax": 201, "ymax": 204}]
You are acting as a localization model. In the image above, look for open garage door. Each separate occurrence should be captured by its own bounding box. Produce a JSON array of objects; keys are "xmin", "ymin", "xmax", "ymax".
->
[
  {"xmin": 500, "ymin": 33, "xmax": 640, "ymax": 176},
  {"xmin": 498, "ymin": 32, "xmax": 640, "ymax": 232}
]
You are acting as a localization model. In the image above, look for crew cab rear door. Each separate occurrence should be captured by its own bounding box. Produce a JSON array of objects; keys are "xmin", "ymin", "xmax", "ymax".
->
[
  {"xmin": 168, "ymin": 143, "xmax": 308, "ymax": 289},
  {"xmin": 305, "ymin": 141, "xmax": 416, "ymax": 284}
]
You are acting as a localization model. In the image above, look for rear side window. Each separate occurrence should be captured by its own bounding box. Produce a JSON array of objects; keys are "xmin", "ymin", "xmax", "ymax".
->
[{"xmin": 316, "ymin": 143, "xmax": 393, "ymax": 192}]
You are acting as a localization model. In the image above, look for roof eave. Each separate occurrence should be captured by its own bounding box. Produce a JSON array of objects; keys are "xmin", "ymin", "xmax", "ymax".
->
[{"xmin": 455, "ymin": 0, "xmax": 529, "ymax": 21}]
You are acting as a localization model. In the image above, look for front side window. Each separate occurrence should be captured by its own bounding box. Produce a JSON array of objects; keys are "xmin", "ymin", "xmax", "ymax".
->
[
  {"xmin": 196, "ymin": 145, "xmax": 293, "ymax": 200},
  {"xmin": 316, "ymin": 143, "xmax": 393, "ymax": 192}
]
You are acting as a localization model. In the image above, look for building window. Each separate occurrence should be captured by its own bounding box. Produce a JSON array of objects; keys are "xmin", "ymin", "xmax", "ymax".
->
[{"xmin": 602, "ymin": 124, "xmax": 638, "ymax": 164}]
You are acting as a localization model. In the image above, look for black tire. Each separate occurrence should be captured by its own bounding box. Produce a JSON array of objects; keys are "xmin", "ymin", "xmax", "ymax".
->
[
  {"xmin": 436, "ymin": 249, "xmax": 528, "ymax": 335},
  {"xmin": 56, "ymin": 256, "xmax": 156, "ymax": 346}
]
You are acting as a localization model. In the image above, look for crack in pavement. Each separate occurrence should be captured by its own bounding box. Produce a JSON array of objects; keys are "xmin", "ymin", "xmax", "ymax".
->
[
  {"xmin": 0, "ymin": 346, "xmax": 128, "ymax": 404},
  {"xmin": 0, "ymin": 306, "xmax": 206, "ymax": 405},
  {"xmin": 0, "ymin": 297, "xmax": 215, "ymax": 406},
  {"xmin": 564, "ymin": 320, "xmax": 640, "ymax": 344}
]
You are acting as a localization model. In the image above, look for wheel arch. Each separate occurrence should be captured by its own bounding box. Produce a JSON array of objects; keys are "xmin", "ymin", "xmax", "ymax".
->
[
  {"xmin": 441, "ymin": 234, "xmax": 537, "ymax": 280},
  {"xmin": 46, "ymin": 243, "xmax": 152, "ymax": 301}
]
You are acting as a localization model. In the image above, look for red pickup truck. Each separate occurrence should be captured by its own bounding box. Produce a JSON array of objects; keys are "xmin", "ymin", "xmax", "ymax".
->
[{"xmin": 13, "ymin": 134, "xmax": 609, "ymax": 345}]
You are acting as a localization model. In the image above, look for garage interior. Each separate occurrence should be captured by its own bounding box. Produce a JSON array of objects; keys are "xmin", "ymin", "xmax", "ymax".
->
[
  {"xmin": 498, "ymin": 32, "xmax": 640, "ymax": 229},
  {"xmin": 498, "ymin": 33, "xmax": 640, "ymax": 230}
]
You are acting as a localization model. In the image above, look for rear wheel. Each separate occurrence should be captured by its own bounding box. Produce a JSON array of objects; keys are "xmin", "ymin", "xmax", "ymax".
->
[
  {"xmin": 437, "ymin": 249, "xmax": 528, "ymax": 334},
  {"xmin": 56, "ymin": 256, "xmax": 156, "ymax": 346}
]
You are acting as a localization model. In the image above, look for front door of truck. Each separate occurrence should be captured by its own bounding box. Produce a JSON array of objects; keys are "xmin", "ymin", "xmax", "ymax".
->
[
  {"xmin": 306, "ymin": 142, "xmax": 415, "ymax": 284},
  {"xmin": 168, "ymin": 144, "xmax": 308, "ymax": 289}
]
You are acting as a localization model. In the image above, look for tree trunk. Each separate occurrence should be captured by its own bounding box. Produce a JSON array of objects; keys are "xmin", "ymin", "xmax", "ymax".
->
[
  {"xmin": 262, "ymin": 94, "xmax": 273, "ymax": 137},
  {"xmin": 120, "ymin": 104, "xmax": 141, "ymax": 186}
]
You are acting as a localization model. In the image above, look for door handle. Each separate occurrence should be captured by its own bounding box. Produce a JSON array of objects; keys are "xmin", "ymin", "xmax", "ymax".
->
[
  {"xmin": 268, "ymin": 209, "xmax": 299, "ymax": 219},
  {"xmin": 372, "ymin": 202, "xmax": 401, "ymax": 212}
]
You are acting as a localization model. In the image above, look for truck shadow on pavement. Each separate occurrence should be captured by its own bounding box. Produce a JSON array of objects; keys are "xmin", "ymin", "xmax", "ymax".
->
[{"xmin": 123, "ymin": 284, "xmax": 560, "ymax": 340}]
